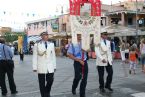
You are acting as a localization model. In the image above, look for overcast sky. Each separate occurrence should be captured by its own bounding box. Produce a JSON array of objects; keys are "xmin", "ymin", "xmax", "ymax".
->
[{"xmin": 0, "ymin": 0, "xmax": 124, "ymax": 30}]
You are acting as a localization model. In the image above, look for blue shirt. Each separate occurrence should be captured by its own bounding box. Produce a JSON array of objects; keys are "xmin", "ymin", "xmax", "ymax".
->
[
  {"xmin": 111, "ymin": 41, "xmax": 116, "ymax": 52},
  {"xmin": 67, "ymin": 43, "xmax": 87, "ymax": 60},
  {"xmin": 0, "ymin": 43, "xmax": 13, "ymax": 60}
]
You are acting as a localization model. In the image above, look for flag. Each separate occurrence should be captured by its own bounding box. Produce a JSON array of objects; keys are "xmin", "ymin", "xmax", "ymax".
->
[
  {"xmin": 18, "ymin": 36, "xmax": 23, "ymax": 53},
  {"xmin": 23, "ymin": 35, "xmax": 28, "ymax": 53}
]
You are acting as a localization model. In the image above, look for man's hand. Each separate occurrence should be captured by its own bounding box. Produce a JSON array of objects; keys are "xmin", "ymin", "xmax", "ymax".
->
[
  {"xmin": 82, "ymin": 49, "xmax": 90, "ymax": 52},
  {"xmin": 33, "ymin": 70, "xmax": 37, "ymax": 72},
  {"xmin": 102, "ymin": 59, "xmax": 107, "ymax": 63},
  {"xmin": 78, "ymin": 60, "xmax": 85, "ymax": 66}
]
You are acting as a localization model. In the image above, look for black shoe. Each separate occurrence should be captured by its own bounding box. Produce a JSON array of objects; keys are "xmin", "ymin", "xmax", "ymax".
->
[
  {"xmin": 80, "ymin": 95, "xmax": 85, "ymax": 97},
  {"xmin": 129, "ymin": 70, "xmax": 131, "ymax": 74},
  {"xmin": 11, "ymin": 91, "xmax": 18, "ymax": 94},
  {"xmin": 2, "ymin": 92, "xmax": 7, "ymax": 96},
  {"xmin": 72, "ymin": 90, "xmax": 76, "ymax": 95},
  {"xmin": 46, "ymin": 93, "xmax": 50, "ymax": 97},
  {"xmin": 100, "ymin": 88, "xmax": 106, "ymax": 93},
  {"xmin": 48, "ymin": 93, "xmax": 51, "ymax": 97},
  {"xmin": 105, "ymin": 87, "xmax": 113, "ymax": 92}
]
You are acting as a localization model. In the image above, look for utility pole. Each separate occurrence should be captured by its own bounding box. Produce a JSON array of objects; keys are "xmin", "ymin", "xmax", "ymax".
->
[
  {"xmin": 135, "ymin": 0, "xmax": 139, "ymax": 44},
  {"xmin": 56, "ymin": 4, "xmax": 68, "ymax": 43}
]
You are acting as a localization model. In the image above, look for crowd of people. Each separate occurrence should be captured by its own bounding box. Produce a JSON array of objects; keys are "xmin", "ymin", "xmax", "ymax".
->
[
  {"xmin": 119, "ymin": 38, "xmax": 145, "ymax": 75},
  {"xmin": 0, "ymin": 31, "xmax": 145, "ymax": 97}
]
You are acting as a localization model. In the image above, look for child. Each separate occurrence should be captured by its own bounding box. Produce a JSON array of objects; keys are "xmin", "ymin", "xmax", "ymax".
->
[{"xmin": 129, "ymin": 47, "xmax": 138, "ymax": 74}]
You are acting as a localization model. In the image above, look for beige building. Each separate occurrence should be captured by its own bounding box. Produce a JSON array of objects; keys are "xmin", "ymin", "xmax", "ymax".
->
[
  {"xmin": 26, "ymin": 17, "xmax": 59, "ymax": 36},
  {"xmin": 26, "ymin": 1, "xmax": 145, "ymax": 55},
  {"xmin": 26, "ymin": 1, "xmax": 145, "ymax": 46},
  {"xmin": 106, "ymin": 1, "xmax": 145, "ymax": 35},
  {"xmin": 0, "ymin": 27, "xmax": 12, "ymax": 36}
]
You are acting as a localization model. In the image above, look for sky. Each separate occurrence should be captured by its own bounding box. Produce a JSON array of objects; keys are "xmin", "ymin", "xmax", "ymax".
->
[{"xmin": 0, "ymin": 0, "xmax": 124, "ymax": 31}]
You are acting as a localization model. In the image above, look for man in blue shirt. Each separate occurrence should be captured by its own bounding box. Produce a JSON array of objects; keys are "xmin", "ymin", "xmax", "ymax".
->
[
  {"xmin": 67, "ymin": 34, "xmax": 88, "ymax": 97},
  {"xmin": 0, "ymin": 38, "xmax": 17, "ymax": 96}
]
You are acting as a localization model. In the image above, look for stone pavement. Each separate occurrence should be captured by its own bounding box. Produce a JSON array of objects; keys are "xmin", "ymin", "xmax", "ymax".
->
[{"xmin": 1, "ymin": 55, "xmax": 145, "ymax": 97}]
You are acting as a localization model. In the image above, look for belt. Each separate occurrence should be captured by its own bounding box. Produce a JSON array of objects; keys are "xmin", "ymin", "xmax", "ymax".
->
[{"xmin": 0, "ymin": 59, "xmax": 12, "ymax": 61}]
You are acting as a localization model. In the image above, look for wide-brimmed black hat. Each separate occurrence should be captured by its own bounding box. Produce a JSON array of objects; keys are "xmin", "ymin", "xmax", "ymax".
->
[{"xmin": 101, "ymin": 31, "xmax": 108, "ymax": 35}]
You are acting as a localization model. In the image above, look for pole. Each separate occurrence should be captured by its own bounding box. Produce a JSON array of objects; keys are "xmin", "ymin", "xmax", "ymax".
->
[
  {"xmin": 61, "ymin": 6, "xmax": 68, "ymax": 43},
  {"xmin": 136, "ymin": 0, "xmax": 138, "ymax": 44},
  {"xmin": 61, "ymin": 6, "xmax": 63, "ymax": 32}
]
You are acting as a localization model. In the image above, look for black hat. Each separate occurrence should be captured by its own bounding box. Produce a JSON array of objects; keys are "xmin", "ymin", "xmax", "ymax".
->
[
  {"xmin": 101, "ymin": 31, "xmax": 108, "ymax": 35},
  {"xmin": 40, "ymin": 32, "xmax": 48, "ymax": 36}
]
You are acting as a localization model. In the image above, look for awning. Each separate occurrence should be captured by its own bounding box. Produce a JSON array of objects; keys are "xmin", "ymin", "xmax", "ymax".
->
[
  {"xmin": 106, "ymin": 10, "xmax": 145, "ymax": 15},
  {"xmin": 51, "ymin": 32, "xmax": 71, "ymax": 39},
  {"xmin": 102, "ymin": 24, "xmax": 143, "ymax": 37}
]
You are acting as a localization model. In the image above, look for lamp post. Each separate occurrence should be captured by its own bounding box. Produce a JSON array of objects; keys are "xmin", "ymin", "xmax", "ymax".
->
[
  {"xmin": 135, "ymin": 0, "xmax": 139, "ymax": 44},
  {"xmin": 119, "ymin": 1, "xmax": 121, "ymax": 6},
  {"xmin": 56, "ymin": 4, "xmax": 68, "ymax": 43}
]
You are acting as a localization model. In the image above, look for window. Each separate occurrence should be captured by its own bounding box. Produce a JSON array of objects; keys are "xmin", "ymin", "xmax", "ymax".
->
[
  {"xmin": 62, "ymin": 23, "xmax": 66, "ymax": 32},
  {"xmin": 128, "ymin": 18, "xmax": 133, "ymax": 25},
  {"xmin": 41, "ymin": 21, "xmax": 45, "ymax": 26},
  {"xmin": 111, "ymin": 18, "xmax": 121, "ymax": 24}
]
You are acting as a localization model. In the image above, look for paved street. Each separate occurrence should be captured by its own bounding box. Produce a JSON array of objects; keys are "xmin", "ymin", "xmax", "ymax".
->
[{"xmin": 1, "ymin": 55, "xmax": 145, "ymax": 97}]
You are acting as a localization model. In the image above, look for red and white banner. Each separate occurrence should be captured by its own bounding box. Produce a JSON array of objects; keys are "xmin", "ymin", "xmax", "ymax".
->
[
  {"xmin": 69, "ymin": 0, "xmax": 101, "ymax": 51},
  {"xmin": 69, "ymin": 0, "xmax": 101, "ymax": 16}
]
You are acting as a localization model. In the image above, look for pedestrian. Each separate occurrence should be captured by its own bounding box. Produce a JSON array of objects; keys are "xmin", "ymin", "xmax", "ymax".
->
[
  {"xmin": 120, "ymin": 40, "xmax": 126, "ymax": 63},
  {"xmin": 110, "ymin": 39, "xmax": 116, "ymax": 59},
  {"xmin": 67, "ymin": 34, "xmax": 88, "ymax": 97},
  {"xmin": 10, "ymin": 45, "xmax": 15, "ymax": 55},
  {"xmin": 124, "ymin": 41, "xmax": 130, "ymax": 63},
  {"xmin": 19, "ymin": 48, "xmax": 24, "ymax": 61},
  {"xmin": 140, "ymin": 38, "xmax": 145, "ymax": 73},
  {"xmin": 0, "ymin": 38, "xmax": 18, "ymax": 96},
  {"xmin": 95, "ymin": 31, "xmax": 113, "ymax": 93},
  {"xmin": 32, "ymin": 32, "xmax": 56, "ymax": 97},
  {"xmin": 129, "ymin": 47, "xmax": 138, "ymax": 74},
  {"xmin": 131, "ymin": 40, "xmax": 137, "ymax": 49},
  {"xmin": 119, "ymin": 40, "xmax": 128, "ymax": 77}
]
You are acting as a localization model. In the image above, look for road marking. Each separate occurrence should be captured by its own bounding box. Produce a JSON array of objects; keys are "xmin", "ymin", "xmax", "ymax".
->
[
  {"xmin": 3, "ymin": 90, "xmax": 40, "ymax": 97},
  {"xmin": 3, "ymin": 90, "xmax": 71, "ymax": 97},
  {"xmin": 131, "ymin": 92, "xmax": 145, "ymax": 97},
  {"xmin": 120, "ymin": 88, "xmax": 139, "ymax": 94}
]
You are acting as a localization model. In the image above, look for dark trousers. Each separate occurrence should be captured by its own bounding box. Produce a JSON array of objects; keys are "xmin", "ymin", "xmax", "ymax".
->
[
  {"xmin": 0, "ymin": 60, "xmax": 16, "ymax": 94},
  {"xmin": 72, "ymin": 61, "xmax": 88, "ymax": 96},
  {"xmin": 38, "ymin": 73, "xmax": 54, "ymax": 97},
  {"xmin": 20, "ymin": 54, "xmax": 24, "ymax": 61},
  {"xmin": 97, "ymin": 63, "xmax": 113, "ymax": 89}
]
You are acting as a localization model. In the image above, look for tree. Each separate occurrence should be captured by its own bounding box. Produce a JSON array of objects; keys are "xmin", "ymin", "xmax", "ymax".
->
[{"xmin": 3, "ymin": 32, "xmax": 26, "ymax": 43}]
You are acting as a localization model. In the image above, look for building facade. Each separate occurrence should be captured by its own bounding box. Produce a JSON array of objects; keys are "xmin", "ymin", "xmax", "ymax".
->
[
  {"xmin": 0, "ymin": 27, "xmax": 12, "ymax": 36},
  {"xmin": 26, "ymin": 1, "xmax": 145, "ymax": 53}
]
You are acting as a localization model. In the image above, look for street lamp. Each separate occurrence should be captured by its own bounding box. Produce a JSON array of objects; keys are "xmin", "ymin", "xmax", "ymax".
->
[
  {"xmin": 56, "ymin": 4, "xmax": 69, "ymax": 43},
  {"xmin": 119, "ymin": 1, "xmax": 121, "ymax": 6},
  {"xmin": 56, "ymin": 4, "xmax": 68, "ymax": 32},
  {"xmin": 135, "ymin": 0, "xmax": 139, "ymax": 44}
]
